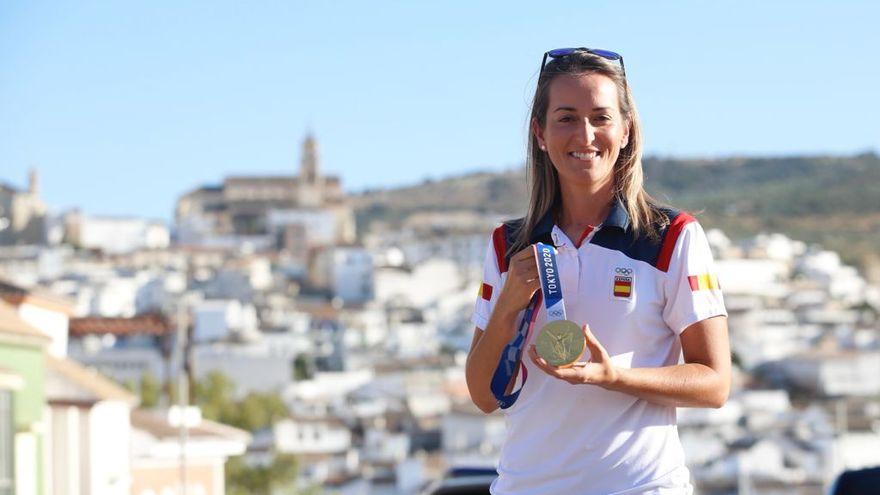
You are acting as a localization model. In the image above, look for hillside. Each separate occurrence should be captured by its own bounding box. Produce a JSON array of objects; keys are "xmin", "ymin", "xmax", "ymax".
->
[{"xmin": 351, "ymin": 153, "xmax": 880, "ymax": 278}]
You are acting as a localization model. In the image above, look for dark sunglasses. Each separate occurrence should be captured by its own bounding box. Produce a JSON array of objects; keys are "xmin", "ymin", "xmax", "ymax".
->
[{"xmin": 540, "ymin": 47, "xmax": 627, "ymax": 89}]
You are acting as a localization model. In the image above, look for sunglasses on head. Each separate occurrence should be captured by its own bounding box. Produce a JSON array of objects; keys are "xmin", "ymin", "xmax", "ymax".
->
[{"xmin": 540, "ymin": 47, "xmax": 627, "ymax": 89}]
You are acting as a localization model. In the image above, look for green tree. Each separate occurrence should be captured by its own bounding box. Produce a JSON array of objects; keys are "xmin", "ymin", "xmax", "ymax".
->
[
  {"xmin": 226, "ymin": 453, "xmax": 305, "ymax": 495},
  {"xmin": 292, "ymin": 355, "xmax": 312, "ymax": 381},
  {"xmin": 187, "ymin": 373, "xmax": 314, "ymax": 494},
  {"xmin": 121, "ymin": 378, "xmax": 137, "ymax": 394},
  {"xmin": 193, "ymin": 371, "xmax": 238, "ymax": 423},
  {"xmin": 140, "ymin": 372, "xmax": 161, "ymax": 408},
  {"xmin": 189, "ymin": 371, "xmax": 289, "ymax": 433},
  {"xmin": 231, "ymin": 392, "xmax": 289, "ymax": 432}
]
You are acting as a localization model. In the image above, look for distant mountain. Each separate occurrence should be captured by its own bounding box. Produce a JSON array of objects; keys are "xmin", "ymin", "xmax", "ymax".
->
[{"xmin": 351, "ymin": 153, "xmax": 880, "ymax": 278}]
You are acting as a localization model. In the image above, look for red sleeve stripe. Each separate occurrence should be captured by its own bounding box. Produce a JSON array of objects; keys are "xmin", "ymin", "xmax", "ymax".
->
[
  {"xmin": 655, "ymin": 212, "xmax": 696, "ymax": 272},
  {"xmin": 492, "ymin": 225, "xmax": 509, "ymax": 273}
]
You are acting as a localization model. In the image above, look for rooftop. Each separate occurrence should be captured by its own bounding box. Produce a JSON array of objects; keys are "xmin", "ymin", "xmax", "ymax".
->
[
  {"xmin": 0, "ymin": 300, "xmax": 51, "ymax": 343},
  {"xmin": 131, "ymin": 408, "xmax": 251, "ymax": 442},
  {"xmin": 69, "ymin": 313, "xmax": 174, "ymax": 337},
  {"xmin": 45, "ymin": 355, "xmax": 139, "ymax": 407},
  {"xmin": 0, "ymin": 277, "xmax": 75, "ymax": 315}
]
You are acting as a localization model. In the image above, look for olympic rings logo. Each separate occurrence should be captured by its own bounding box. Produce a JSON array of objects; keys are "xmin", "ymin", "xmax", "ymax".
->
[
  {"xmin": 615, "ymin": 267, "xmax": 633, "ymax": 276},
  {"xmin": 549, "ymin": 310, "xmax": 563, "ymax": 318}
]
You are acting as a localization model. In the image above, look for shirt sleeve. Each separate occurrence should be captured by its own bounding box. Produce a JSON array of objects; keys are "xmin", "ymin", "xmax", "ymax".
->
[
  {"xmin": 471, "ymin": 229, "xmax": 505, "ymax": 332},
  {"xmin": 662, "ymin": 221, "xmax": 727, "ymax": 335}
]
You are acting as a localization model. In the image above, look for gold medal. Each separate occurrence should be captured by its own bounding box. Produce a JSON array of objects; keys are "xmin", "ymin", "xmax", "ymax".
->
[{"xmin": 535, "ymin": 319, "xmax": 585, "ymax": 368}]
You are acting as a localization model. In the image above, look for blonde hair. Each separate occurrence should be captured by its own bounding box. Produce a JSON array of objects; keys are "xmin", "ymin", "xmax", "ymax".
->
[{"xmin": 510, "ymin": 51, "xmax": 667, "ymax": 253}]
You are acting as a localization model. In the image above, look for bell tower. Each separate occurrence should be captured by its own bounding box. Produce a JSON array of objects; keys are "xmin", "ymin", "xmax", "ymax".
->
[
  {"xmin": 298, "ymin": 132, "xmax": 323, "ymax": 207},
  {"xmin": 28, "ymin": 167, "xmax": 39, "ymax": 195},
  {"xmin": 300, "ymin": 133, "xmax": 319, "ymax": 185}
]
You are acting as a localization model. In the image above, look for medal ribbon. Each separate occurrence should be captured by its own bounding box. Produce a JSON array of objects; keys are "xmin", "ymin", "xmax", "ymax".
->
[
  {"xmin": 534, "ymin": 242, "xmax": 567, "ymax": 322},
  {"xmin": 490, "ymin": 293, "xmax": 540, "ymax": 409},
  {"xmin": 490, "ymin": 242, "xmax": 566, "ymax": 409}
]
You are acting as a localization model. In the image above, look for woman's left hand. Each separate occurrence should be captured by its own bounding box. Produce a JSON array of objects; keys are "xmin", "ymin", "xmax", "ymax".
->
[{"xmin": 527, "ymin": 324, "xmax": 619, "ymax": 387}]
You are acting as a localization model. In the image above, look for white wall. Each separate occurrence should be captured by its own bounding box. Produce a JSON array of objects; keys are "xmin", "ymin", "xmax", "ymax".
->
[
  {"xmin": 833, "ymin": 432, "xmax": 880, "ymax": 472},
  {"xmin": 362, "ymin": 430, "xmax": 409, "ymax": 462},
  {"xmin": 87, "ymin": 401, "xmax": 132, "ymax": 495},
  {"xmin": 76, "ymin": 216, "xmax": 169, "ymax": 254},
  {"xmin": 91, "ymin": 277, "xmax": 143, "ymax": 317},
  {"xmin": 819, "ymin": 353, "xmax": 880, "ymax": 396},
  {"xmin": 50, "ymin": 405, "xmax": 82, "ymax": 495},
  {"xmin": 14, "ymin": 432, "xmax": 37, "ymax": 495},
  {"xmin": 193, "ymin": 300, "xmax": 258, "ymax": 342},
  {"xmin": 248, "ymin": 258, "xmax": 272, "ymax": 290},
  {"xmin": 374, "ymin": 259, "xmax": 462, "ymax": 308},
  {"xmin": 386, "ymin": 321, "xmax": 439, "ymax": 359},
  {"xmin": 715, "ymin": 258, "xmax": 790, "ymax": 298},
  {"xmin": 441, "ymin": 412, "xmax": 506, "ymax": 455},
  {"xmin": 779, "ymin": 353, "xmax": 880, "ymax": 396},
  {"xmin": 17, "ymin": 301, "xmax": 69, "ymax": 357},
  {"xmin": 332, "ymin": 248, "xmax": 374, "ymax": 304},
  {"xmin": 273, "ymin": 418, "xmax": 351, "ymax": 454},
  {"xmin": 135, "ymin": 273, "xmax": 186, "ymax": 314}
]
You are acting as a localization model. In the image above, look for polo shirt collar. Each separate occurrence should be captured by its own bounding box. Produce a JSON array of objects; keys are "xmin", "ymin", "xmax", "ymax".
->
[
  {"xmin": 529, "ymin": 208, "xmax": 556, "ymax": 244},
  {"xmin": 604, "ymin": 197, "xmax": 630, "ymax": 231},
  {"xmin": 528, "ymin": 197, "xmax": 630, "ymax": 244}
]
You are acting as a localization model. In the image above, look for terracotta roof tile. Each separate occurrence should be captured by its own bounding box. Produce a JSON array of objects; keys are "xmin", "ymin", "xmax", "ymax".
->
[
  {"xmin": 0, "ymin": 277, "xmax": 75, "ymax": 314},
  {"xmin": 69, "ymin": 314, "xmax": 173, "ymax": 337},
  {"xmin": 131, "ymin": 409, "xmax": 251, "ymax": 442},
  {"xmin": 46, "ymin": 355, "xmax": 139, "ymax": 406},
  {"xmin": 0, "ymin": 300, "xmax": 51, "ymax": 343}
]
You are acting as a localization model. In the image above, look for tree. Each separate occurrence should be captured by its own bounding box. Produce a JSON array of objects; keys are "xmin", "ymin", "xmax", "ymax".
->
[
  {"xmin": 140, "ymin": 372, "xmax": 161, "ymax": 408},
  {"xmin": 121, "ymin": 378, "xmax": 137, "ymax": 394},
  {"xmin": 293, "ymin": 355, "xmax": 313, "ymax": 381},
  {"xmin": 226, "ymin": 453, "xmax": 305, "ymax": 495},
  {"xmin": 189, "ymin": 371, "xmax": 289, "ymax": 433},
  {"xmin": 193, "ymin": 371, "xmax": 237, "ymax": 423}
]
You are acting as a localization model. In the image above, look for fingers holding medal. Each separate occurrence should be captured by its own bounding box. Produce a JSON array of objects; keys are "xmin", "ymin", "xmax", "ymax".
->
[{"xmin": 497, "ymin": 247, "xmax": 542, "ymax": 313}]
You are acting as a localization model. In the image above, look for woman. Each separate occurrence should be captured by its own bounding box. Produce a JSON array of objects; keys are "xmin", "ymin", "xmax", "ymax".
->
[{"xmin": 466, "ymin": 48, "xmax": 730, "ymax": 494}]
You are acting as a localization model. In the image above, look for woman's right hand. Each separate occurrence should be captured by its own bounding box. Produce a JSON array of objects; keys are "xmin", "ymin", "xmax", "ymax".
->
[
  {"xmin": 466, "ymin": 245, "xmax": 541, "ymax": 413},
  {"xmin": 494, "ymin": 246, "xmax": 541, "ymax": 319}
]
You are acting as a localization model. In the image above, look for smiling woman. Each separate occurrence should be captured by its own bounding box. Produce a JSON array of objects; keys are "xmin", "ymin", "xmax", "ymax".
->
[
  {"xmin": 465, "ymin": 48, "xmax": 731, "ymax": 495},
  {"xmin": 533, "ymin": 73, "xmax": 628, "ymax": 206}
]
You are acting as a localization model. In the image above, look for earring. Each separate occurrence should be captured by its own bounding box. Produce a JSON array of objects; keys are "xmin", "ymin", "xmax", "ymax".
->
[{"xmin": 539, "ymin": 144, "xmax": 546, "ymax": 151}]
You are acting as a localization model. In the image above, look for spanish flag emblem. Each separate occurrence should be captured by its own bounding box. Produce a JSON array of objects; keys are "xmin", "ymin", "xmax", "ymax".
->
[
  {"xmin": 613, "ymin": 276, "xmax": 632, "ymax": 298},
  {"xmin": 688, "ymin": 273, "xmax": 720, "ymax": 291},
  {"xmin": 479, "ymin": 282, "xmax": 493, "ymax": 301}
]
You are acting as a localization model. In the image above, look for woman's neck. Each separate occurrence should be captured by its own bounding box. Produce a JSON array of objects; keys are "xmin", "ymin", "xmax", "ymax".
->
[{"xmin": 556, "ymin": 180, "xmax": 615, "ymax": 240}]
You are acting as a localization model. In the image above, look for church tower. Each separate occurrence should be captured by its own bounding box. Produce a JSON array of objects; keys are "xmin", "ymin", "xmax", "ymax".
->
[
  {"xmin": 298, "ymin": 132, "xmax": 324, "ymax": 207},
  {"xmin": 300, "ymin": 133, "xmax": 319, "ymax": 184},
  {"xmin": 28, "ymin": 167, "xmax": 39, "ymax": 195}
]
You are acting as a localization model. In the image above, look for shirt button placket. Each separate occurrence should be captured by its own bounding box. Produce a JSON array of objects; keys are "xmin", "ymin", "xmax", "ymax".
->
[{"xmin": 570, "ymin": 246, "xmax": 581, "ymax": 295}]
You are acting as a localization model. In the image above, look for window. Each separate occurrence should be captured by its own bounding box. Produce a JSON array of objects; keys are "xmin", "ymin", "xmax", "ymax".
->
[{"xmin": 0, "ymin": 390, "xmax": 12, "ymax": 495}]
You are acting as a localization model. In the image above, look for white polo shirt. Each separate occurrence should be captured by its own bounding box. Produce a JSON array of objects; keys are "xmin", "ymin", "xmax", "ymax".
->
[{"xmin": 472, "ymin": 202, "xmax": 726, "ymax": 495}]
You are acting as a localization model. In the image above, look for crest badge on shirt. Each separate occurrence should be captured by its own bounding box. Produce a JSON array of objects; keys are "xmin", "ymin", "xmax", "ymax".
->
[{"xmin": 612, "ymin": 267, "xmax": 634, "ymax": 300}]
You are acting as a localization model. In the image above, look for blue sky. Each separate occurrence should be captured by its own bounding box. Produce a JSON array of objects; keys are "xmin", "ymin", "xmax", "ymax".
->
[{"xmin": 2, "ymin": 1, "xmax": 878, "ymax": 220}]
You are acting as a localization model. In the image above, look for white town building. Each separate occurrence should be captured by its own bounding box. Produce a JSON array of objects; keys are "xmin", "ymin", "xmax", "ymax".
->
[{"xmin": 64, "ymin": 211, "xmax": 169, "ymax": 254}]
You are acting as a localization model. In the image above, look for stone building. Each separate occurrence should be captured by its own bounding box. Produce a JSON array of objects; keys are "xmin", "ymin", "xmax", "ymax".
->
[
  {"xmin": 0, "ymin": 168, "xmax": 48, "ymax": 246},
  {"xmin": 175, "ymin": 134, "xmax": 355, "ymax": 249}
]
